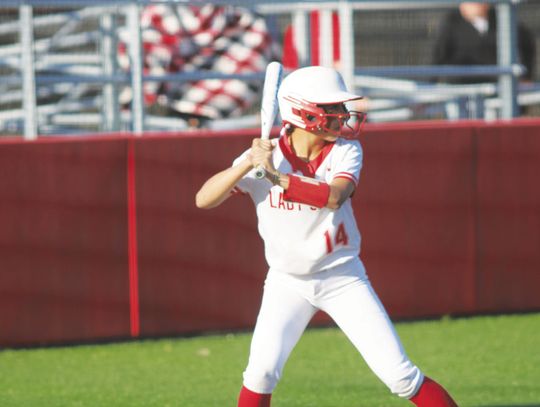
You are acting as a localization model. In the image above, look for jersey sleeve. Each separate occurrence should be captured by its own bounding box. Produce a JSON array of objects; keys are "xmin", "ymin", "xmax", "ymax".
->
[
  {"xmin": 332, "ymin": 140, "xmax": 363, "ymax": 186},
  {"xmin": 231, "ymin": 148, "xmax": 257, "ymax": 195}
]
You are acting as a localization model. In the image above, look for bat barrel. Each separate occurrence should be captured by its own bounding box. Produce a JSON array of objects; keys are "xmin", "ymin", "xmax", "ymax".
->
[{"xmin": 256, "ymin": 61, "xmax": 283, "ymax": 181}]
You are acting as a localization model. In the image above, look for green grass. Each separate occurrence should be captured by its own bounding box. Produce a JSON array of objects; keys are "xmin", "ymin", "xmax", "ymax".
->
[{"xmin": 1, "ymin": 313, "xmax": 539, "ymax": 407}]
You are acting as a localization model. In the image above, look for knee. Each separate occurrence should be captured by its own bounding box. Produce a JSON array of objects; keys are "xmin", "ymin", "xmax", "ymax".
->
[
  {"xmin": 386, "ymin": 364, "xmax": 424, "ymax": 399},
  {"xmin": 243, "ymin": 367, "xmax": 281, "ymax": 394}
]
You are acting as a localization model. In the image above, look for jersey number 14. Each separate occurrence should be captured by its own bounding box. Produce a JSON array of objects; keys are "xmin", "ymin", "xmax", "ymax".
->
[{"xmin": 324, "ymin": 222, "xmax": 349, "ymax": 254}]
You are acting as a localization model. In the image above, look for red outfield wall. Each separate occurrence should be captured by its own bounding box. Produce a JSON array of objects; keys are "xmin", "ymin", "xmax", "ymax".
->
[{"xmin": 0, "ymin": 120, "xmax": 539, "ymax": 347}]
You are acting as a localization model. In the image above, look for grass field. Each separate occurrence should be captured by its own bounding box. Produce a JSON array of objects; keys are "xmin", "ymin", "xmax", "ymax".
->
[{"xmin": 1, "ymin": 313, "xmax": 539, "ymax": 407}]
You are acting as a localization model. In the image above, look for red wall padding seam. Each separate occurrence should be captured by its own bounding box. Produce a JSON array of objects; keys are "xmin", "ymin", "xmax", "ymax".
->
[{"xmin": 127, "ymin": 139, "xmax": 140, "ymax": 337}]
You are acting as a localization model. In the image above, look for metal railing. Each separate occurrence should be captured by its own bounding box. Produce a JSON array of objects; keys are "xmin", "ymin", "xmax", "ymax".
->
[{"xmin": 0, "ymin": 0, "xmax": 533, "ymax": 139}]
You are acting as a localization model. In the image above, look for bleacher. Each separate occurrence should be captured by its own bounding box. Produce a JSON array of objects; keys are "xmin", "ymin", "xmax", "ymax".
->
[{"xmin": 0, "ymin": 0, "xmax": 539, "ymax": 138}]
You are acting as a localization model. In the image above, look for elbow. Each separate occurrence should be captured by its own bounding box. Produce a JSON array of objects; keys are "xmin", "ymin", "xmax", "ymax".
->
[
  {"xmin": 326, "ymin": 196, "xmax": 343, "ymax": 210},
  {"xmin": 195, "ymin": 190, "xmax": 224, "ymax": 209},
  {"xmin": 195, "ymin": 192, "xmax": 211, "ymax": 209},
  {"xmin": 326, "ymin": 202, "xmax": 342, "ymax": 210},
  {"xmin": 195, "ymin": 196, "xmax": 205, "ymax": 209}
]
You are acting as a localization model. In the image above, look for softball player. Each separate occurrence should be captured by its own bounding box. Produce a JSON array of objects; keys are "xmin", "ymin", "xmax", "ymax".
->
[{"xmin": 196, "ymin": 66, "xmax": 458, "ymax": 407}]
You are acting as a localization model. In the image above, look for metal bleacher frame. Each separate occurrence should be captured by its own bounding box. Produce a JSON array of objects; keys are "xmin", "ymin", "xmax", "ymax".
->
[{"xmin": 0, "ymin": 0, "xmax": 537, "ymax": 139}]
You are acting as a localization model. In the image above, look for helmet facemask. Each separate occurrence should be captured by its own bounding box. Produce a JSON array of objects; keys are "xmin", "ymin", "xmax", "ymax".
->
[{"xmin": 283, "ymin": 95, "xmax": 366, "ymax": 139}]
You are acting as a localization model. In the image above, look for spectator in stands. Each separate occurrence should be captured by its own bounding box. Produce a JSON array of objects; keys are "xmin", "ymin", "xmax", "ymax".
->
[{"xmin": 432, "ymin": 2, "xmax": 536, "ymax": 84}]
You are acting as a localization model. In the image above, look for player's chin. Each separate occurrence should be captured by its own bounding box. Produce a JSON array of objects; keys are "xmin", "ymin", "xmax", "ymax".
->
[
  {"xmin": 318, "ymin": 132, "xmax": 339, "ymax": 142},
  {"xmin": 313, "ymin": 129, "xmax": 339, "ymax": 142}
]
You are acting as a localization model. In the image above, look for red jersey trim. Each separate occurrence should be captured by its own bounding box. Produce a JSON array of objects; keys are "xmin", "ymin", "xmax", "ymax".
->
[
  {"xmin": 279, "ymin": 135, "xmax": 335, "ymax": 178},
  {"xmin": 333, "ymin": 172, "xmax": 358, "ymax": 185}
]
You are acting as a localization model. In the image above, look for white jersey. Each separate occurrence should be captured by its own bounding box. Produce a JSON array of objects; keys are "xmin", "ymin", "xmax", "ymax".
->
[{"xmin": 232, "ymin": 135, "xmax": 363, "ymax": 276}]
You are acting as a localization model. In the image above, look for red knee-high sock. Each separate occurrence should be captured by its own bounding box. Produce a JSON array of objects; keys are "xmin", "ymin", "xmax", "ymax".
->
[
  {"xmin": 410, "ymin": 377, "xmax": 458, "ymax": 407},
  {"xmin": 238, "ymin": 386, "xmax": 272, "ymax": 407}
]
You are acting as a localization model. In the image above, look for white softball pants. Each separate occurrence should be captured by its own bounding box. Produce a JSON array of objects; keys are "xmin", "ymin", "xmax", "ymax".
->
[{"xmin": 242, "ymin": 258, "xmax": 423, "ymax": 399}]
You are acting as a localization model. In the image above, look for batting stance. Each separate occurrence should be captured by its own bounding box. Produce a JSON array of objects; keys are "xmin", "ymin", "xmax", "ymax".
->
[{"xmin": 196, "ymin": 66, "xmax": 458, "ymax": 407}]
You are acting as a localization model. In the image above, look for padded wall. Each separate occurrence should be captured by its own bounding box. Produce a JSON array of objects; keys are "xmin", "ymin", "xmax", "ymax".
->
[
  {"xmin": 133, "ymin": 133, "xmax": 266, "ymax": 337},
  {"xmin": 356, "ymin": 123, "xmax": 478, "ymax": 318},
  {"xmin": 0, "ymin": 138, "xmax": 130, "ymax": 346},
  {"xmin": 474, "ymin": 121, "xmax": 540, "ymax": 312},
  {"xmin": 1, "ymin": 120, "xmax": 539, "ymax": 347}
]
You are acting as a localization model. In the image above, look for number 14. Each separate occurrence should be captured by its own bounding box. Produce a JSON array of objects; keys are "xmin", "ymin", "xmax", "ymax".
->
[{"xmin": 324, "ymin": 222, "xmax": 349, "ymax": 254}]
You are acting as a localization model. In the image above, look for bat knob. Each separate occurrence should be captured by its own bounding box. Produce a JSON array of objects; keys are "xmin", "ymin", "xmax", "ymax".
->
[{"xmin": 255, "ymin": 166, "xmax": 266, "ymax": 179}]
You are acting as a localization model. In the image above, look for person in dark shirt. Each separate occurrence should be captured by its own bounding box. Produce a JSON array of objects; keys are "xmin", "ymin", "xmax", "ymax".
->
[{"xmin": 432, "ymin": 2, "xmax": 536, "ymax": 84}]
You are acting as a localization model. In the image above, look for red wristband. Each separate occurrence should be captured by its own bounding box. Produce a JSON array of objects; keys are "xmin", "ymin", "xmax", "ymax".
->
[{"xmin": 283, "ymin": 174, "xmax": 330, "ymax": 208}]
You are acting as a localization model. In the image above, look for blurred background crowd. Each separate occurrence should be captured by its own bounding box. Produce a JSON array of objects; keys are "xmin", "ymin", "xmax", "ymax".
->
[{"xmin": 0, "ymin": 1, "xmax": 538, "ymax": 136}]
